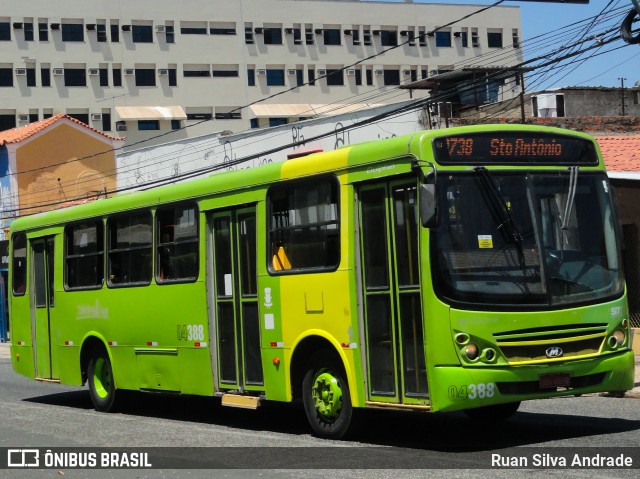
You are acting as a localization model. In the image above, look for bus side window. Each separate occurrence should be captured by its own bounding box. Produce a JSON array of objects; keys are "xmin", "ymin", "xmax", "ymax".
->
[{"xmin": 11, "ymin": 233, "xmax": 27, "ymax": 295}]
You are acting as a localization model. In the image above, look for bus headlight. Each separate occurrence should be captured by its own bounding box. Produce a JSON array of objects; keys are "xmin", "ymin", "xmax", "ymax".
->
[
  {"xmin": 465, "ymin": 343, "xmax": 479, "ymax": 360},
  {"xmin": 608, "ymin": 330, "xmax": 626, "ymax": 348}
]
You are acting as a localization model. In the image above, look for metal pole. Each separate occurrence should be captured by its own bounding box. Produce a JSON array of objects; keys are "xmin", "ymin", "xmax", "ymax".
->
[
  {"xmin": 619, "ymin": 77, "xmax": 627, "ymax": 116},
  {"xmin": 520, "ymin": 72, "xmax": 526, "ymax": 123}
]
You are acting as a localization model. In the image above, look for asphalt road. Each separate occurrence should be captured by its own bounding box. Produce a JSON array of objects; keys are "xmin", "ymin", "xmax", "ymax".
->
[{"xmin": 0, "ymin": 342, "xmax": 638, "ymax": 479}]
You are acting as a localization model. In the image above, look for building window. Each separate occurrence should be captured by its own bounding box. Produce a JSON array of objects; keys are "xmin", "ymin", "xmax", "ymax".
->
[
  {"xmin": 68, "ymin": 113, "xmax": 89, "ymax": 124},
  {"xmin": 292, "ymin": 28, "xmax": 302, "ymax": 44},
  {"xmin": 488, "ymin": 31, "xmax": 503, "ymax": 48},
  {"xmin": 512, "ymin": 29, "xmax": 520, "ymax": 48},
  {"xmin": 186, "ymin": 113, "xmax": 212, "ymax": 120},
  {"xmin": 65, "ymin": 222, "xmax": 104, "ymax": 290},
  {"xmin": 181, "ymin": 25, "xmax": 207, "ymax": 35},
  {"xmin": 460, "ymin": 31, "xmax": 468, "ymax": 48},
  {"xmin": 138, "ymin": 120, "xmax": 159, "ymax": 130},
  {"xmin": 296, "ymin": 69, "xmax": 304, "ymax": 87},
  {"xmin": 38, "ymin": 22, "xmax": 48, "ymax": 41},
  {"xmin": 210, "ymin": 27, "xmax": 236, "ymax": 35},
  {"xmin": 25, "ymin": 68, "xmax": 36, "ymax": 87},
  {"xmin": 41, "ymin": 67, "xmax": 51, "ymax": 86},
  {"xmin": 0, "ymin": 22, "xmax": 10, "ymax": 41},
  {"xmin": 168, "ymin": 68, "xmax": 177, "ymax": 86},
  {"xmin": 156, "ymin": 205, "xmax": 199, "ymax": 282},
  {"xmin": 305, "ymin": 27, "xmax": 314, "ymax": 45},
  {"xmin": 99, "ymin": 68, "xmax": 108, "ymax": 86},
  {"xmin": 102, "ymin": 113, "xmax": 112, "ymax": 131},
  {"xmin": 165, "ymin": 25, "xmax": 174, "ymax": 43},
  {"xmin": 212, "ymin": 68, "xmax": 239, "ymax": 77},
  {"xmin": 245, "ymin": 26, "xmax": 254, "ymax": 44},
  {"xmin": 29, "ymin": 113, "xmax": 38, "ymax": 123},
  {"xmin": 323, "ymin": 29, "xmax": 341, "ymax": 45},
  {"xmin": 171, "ymin": 119, "xmax": 181, "ymax": 129},
  {"xmin": 113, "ymin": 68, "xmax": 122, "ymax": 86},
  {"xmin": 61, "ymin": 23, "xmax": 84, "ymax": 42},
  {"xmin": 110, "ymin": 23, "xmax": 119, "ymax": 42},
  {"xmin": 96, "ymin": 24, "xmax": 107, "ymax": 42},
  {"xmin": 247, "ymin": 68, "xmax": 255, "ymax": 86},
  {"xmin": 64, "ymin": 69, "xmax": 87, "ymax": 87},
  {"xmin": 132, "ymin": 25, "xmax": 152, "ymax": 42},
  {"xmin": 366, "ymin": 69, "xmax": 373, "ymax": 86},
  {"xmin": 24, "ymin": 22, "xmax": 34, "ymax": 41},
  {"xmin": 380, "ymin": 30, "xmax": 397, "ymax": 47},
  {"xmin": 308, "ymin": 68, "xmax": 315, "ymax": 86},
  {"xmin": 263, "ymin": 27, "xmax": 282, "ymax": 45},
  {"xmin": 0, "ymin": 68, "xmax": 12, "ymax": 87},
  {"xmin": 325, "ymin": 69, "xmax": 344, "ymax": 86},
  {"xmin": 435, "ymin": 31, "xmax": 451, "ymax": 47},
  {"xmin": 354, "ymin": 69, "xmax": 362, "ymax": 86},
  {"xmin": 250, "ymin": 118, "xmax": 259, "ymax": 129},
  {"xmin": 266, "ymin": 69, "xmax": 285, "ymax": 86},
  {"xmin": 268, "ymin": 177, "xmax": 339, "ymax": 272},
  {"xmin": 107, "ymin": 212, "xmax": 153, "ymax": 286},
  {"xmin": 184, "ymin": 66, "xmax": 210, "ymax": 77},
  {"xmin": 363, "ymin": 29, "xmax": 372, "ymax": 46},
  {"xmin": 135, "ymin": 69, "xmax": 156, "ymax": 86},
  {"xmin": 268, "ymin": 118, "xmax": 287, "ymax": 127},
  {"xmin": 383, "ymin": 69, "xmax": 400, "ymax": 86}
]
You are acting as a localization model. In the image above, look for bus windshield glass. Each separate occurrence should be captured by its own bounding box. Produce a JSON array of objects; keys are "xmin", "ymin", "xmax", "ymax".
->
[{"xmin": 432, "ymin": 170, "xmax": 624, "ymax": 307}]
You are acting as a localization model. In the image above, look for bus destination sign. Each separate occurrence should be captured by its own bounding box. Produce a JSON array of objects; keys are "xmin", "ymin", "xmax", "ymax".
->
[{"xmin": 432, "ymin": 132, "xmax": 598, "ymax": 166}]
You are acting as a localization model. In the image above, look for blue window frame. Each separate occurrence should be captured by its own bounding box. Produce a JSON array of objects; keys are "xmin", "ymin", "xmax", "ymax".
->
[{"xmin": 435, "ymin": 31, "xmax": 451, "ymax": 47}]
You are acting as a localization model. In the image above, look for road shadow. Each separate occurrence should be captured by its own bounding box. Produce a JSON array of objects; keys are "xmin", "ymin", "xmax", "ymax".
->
[{"xmin": 24, "ymin": 389, "xmax": 640, "ymax": 451}]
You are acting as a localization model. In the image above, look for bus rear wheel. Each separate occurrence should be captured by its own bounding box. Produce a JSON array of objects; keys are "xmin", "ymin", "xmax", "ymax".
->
[
  {"xmin": 87, "ymin": 349, "xmax": 120, "ymax": 412},
  {"xmin": 463, "ymin": 401, "xmax": 521, "ymax": 422},
  {"xmin": 302, "ymin": 351, "xmax": 353, "ymax": 439}
]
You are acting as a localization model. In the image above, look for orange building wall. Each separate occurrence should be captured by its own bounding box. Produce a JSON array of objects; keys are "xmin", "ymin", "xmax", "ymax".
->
[{"xmin": 16, "ymin": 123, "xmax": 117, "ymax": 214}]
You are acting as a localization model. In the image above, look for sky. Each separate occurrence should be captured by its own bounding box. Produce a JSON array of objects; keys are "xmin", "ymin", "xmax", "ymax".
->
[{"xmin": 379, "ymin": 0, "xmax": 640, "ymax": 89}]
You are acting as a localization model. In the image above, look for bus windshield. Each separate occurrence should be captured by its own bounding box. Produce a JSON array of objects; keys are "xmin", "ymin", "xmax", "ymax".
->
[{"xmin": 432, "ymin": 170, "xmax": 624, "ymax": 307}]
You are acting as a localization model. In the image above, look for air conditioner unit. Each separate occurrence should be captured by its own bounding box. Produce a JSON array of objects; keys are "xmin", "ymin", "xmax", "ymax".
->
[
  {"xmin": 317, "ymin": 69, "xmax": 327, "ymax": 75},
  {"xmin": 344, "ymin": 29, "xmax": 352, "ymax": 36},
  {"xmin": 17, "ymin": 114, "xmax": 29, "ymax": 121},
  {"xmin": 375, "ymin": 69, "xmax": 383, "ymax": 75},
  {"xmin": 256, "ymin": 69, "xmax": 267, "ymax": 76},
  {"xmin": 427, "ymin": 31, "xmax": 435, "ymax": 37},
  {"xmin": 121, "ymin": 25, "xmax": 131, "ymax": 32},
  {"xmin": 400, "ymin": 30, "xmax": 410, "ymax": 37},
  {"xmin": 15, "ymin": 68, "xmax": 27, "ymax": 76},
  {"xmin": 314, "ymin": 28, "xmax": 323, "ymax": 34},
  {"xmin": 346, "ymin": 69, "xmax": 356, "ymax": 76},
  {"xmin": 453, "ymin": 32, "xmax": 462, "ymax": 38},
  {"xmin": 13, "ymin": 23, "xmax": 23, "ymax": 30},
  {"xmin": 53, "ymin": 68, "xmax": 64, "ymax": 75},
  {"xmin": 86, "ymin": 24, "xmax": 96, "ymax": 31},
  {"xmin": 254, "ymin": 27, "xmax": 264, "ymax": 34},
  {"xmin": 116, "ymin": 122, "xmax": 127, "ymax": 131},
  {"xmin": 91, "ymin": 113, "xmax": 102, "ymax": 121},
  {"xmin": 284, "ymin": 28, "xmax": 294, "ymax": 35},
  {"xmin": 124, "ymin": 68, "xmax": 135, "ymax": 75},
  {"xmin": 88, "ymin": 68, "xmax": 100, "ymax": 76},
  {"xmin": 50, "ymin": 23, "xmax": 60, "ymax": 30},
  {"xmin": 287, "ymin": 69, "xmax": 297, "ymax": 75},
  {"xmin": 402, "ymin": 69, "xmax": 412, "ymax": 75},
  {"xmin": 155, "ymin": 25, "xmax": 166, "ymax": 33},
  {"xmin": 372, "ymin": 30, "xmax": 381, "ymax": 36},
  {"xmin": 158, "ymin": 68, "xmax": 169, "ymax": 75},
  {"xmin": 429, "ymin": 69, "xmax": 439, "ymax": 76}
]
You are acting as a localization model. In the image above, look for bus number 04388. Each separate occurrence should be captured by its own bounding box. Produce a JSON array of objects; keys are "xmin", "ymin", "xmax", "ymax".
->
[
  {"xmin": 177, "ymin": 324, "xmax": 205, "ymax": 341},
  {"xmin": 448, "ymin": 383, "xmax": 495, "ymax": 400}
]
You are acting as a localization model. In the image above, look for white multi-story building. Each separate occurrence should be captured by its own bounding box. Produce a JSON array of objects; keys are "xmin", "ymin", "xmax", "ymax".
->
[{"xmin": 1, "ymin": 0, "xmax": 522, "ymax": 146}]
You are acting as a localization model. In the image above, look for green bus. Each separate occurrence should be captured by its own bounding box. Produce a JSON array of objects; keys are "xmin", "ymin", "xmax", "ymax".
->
[{"xmin": 9, "ymin": 124, "xmax": 635, "ymax": 438}]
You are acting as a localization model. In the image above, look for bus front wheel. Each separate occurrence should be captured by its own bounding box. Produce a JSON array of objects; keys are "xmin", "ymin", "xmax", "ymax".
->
[
  {"xmin": 87, "ymin": 349, "xmax": 120, "ymax": 412},
  {"xmin": 302, "ymin": 351, "xmax": 353, "ymax": 439}
]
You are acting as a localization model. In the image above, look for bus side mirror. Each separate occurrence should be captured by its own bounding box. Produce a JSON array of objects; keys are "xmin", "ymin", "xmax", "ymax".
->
[{"xmin": 420, "ymin": 183, "xmax": 437, "ymax": 228}]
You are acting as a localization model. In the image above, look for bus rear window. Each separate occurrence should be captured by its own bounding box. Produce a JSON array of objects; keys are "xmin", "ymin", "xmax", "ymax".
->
[
  {"xmin": 11, "ymin": 233, "xmax": 27, "ymax": 295},
  {"xmin": 65, "ymin": 221, "xmax": 104, "ymax": 289}
]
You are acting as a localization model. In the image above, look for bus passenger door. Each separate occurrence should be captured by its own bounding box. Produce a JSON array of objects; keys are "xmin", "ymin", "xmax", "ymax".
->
[
  {"xmin": 357, "ymin": 181, "xmax": 428, "ymax": 405},
  {"xmin": 209, "ymin": 207, "xmax": 263, "ymax": 393},
  {"xmin": 30, "ymin": 237, "xmax": 57, "ymax": 379}
]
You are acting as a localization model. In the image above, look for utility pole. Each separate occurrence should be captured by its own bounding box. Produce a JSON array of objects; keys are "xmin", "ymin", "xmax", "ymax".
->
[{"xmin": 619, "ymin": 77, "xmax": 627, "ymax": 116}]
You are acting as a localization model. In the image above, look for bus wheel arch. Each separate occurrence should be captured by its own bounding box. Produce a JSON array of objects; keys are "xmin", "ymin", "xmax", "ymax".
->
[
  {"xmin": 80, "ymin": 337, "xmax": 122, "ymax": 412},
  {"xmin": 291, "ymin": 337, "xmax": 353, "ymax": 439}
]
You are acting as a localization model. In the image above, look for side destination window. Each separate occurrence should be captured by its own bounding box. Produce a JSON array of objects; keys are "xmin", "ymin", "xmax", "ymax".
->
[
  {"xmin": 156, "ymin": 204, "xmax": 199, "ymax": 283},
  {"xmin": 268, "ymin": 176, "xmax": 340, "ymax": 273},
  {"xmin": 65, "ymin": 221, "xmax": 105, "ymax": 289},
  {"xmin": 11, "ymin": 233, "xmax": 27, "ymax": 295},
  {"xmin": 107, "ymin": 212, "xmax": 152, "ymax": 286}
]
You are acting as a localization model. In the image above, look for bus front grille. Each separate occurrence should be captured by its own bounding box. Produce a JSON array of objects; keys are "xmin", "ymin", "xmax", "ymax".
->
[{"xmin": 496, "ymin": 372, "xmax": 606, "ymax": 395}]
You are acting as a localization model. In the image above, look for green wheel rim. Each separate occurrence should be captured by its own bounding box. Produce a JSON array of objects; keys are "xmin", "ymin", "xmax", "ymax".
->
[
  {"xmin": 93, "ymin": 358, "xmax": 111, "ymax": 399},
  {"xmin": 311, "ymin": 370, "xmax": 343, "ymax": 421}
]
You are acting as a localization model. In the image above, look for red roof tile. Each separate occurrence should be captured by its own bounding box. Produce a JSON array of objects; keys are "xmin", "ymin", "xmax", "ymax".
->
[
  {"xmin": 0, "ymin": 113, "xmax": 123, "ymax": 146},
  {"xmin": 597, "ymin": 136, "xmax": 640, "ymax": 173}
]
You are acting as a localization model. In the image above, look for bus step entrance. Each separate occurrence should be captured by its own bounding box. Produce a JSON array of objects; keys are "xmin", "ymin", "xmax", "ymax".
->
[{"xmin": 221, "ymin": 394, "xmax": 260, "ymax": 410}]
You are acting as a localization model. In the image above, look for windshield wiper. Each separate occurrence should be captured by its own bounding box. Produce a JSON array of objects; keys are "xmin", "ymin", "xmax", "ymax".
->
[{"xmin": 474, "ymin": 166, "xmax": 526, "ymax": 272}]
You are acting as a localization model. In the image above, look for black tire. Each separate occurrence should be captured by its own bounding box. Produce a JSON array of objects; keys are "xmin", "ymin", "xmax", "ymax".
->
[
  {"xmin": 302, "ymin": 351, "xmax": 353, "ymax": 439},
  {"xmin": 87, "ymin": 348, "xmax": 121, "ymax": 412},
  {"xmin": 464, "ymin": 401, "xmax": 520, "ymax": 422}
]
